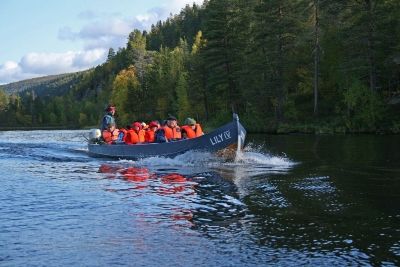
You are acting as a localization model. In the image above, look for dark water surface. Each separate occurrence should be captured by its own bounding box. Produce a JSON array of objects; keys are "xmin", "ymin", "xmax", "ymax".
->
[{"xmin": 0, "ymin": 131, "xmax": 399, "ymax": 266}]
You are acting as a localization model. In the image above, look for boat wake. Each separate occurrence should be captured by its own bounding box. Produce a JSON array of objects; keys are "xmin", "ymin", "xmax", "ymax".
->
[
  {"xmin": 235, "ymin": 143, "xmax": 294, "ymax": 166},
  {"xmin": 117, "ymin": 142, "xmax": 295, "ymax": 171}
]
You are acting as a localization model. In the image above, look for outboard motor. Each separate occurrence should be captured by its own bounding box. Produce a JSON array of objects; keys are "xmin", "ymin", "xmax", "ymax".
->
[{"xmin": 89, "ymin": 129, "xmax": 102, "ymax": 143}]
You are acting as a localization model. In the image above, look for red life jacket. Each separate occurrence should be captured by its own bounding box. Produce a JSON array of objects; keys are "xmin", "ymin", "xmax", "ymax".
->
[
  {"xmin": 163, "ymin": 126, "xmax": 182, "ymax": 140},
  {"xmin": 145, "ymin": 129, "xmax": 156, "ymax": 143},
  {"xmin": 125, "ymin": 129, "xmax": 139, "ymax": 144},
  {"xmin": 125, "ymin": 129, "xmax": 145, "ymax": 144},
  {"xmin": 181, "ymin": 124, "xmax": 203, "ymax": 139}
]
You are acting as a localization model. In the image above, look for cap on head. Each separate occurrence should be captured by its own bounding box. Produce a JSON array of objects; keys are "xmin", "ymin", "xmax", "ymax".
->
[
  {"xmin": 166, "ymin": 115, "xmax": 177, "ymax": 121},
  {"xmin": 184, "ymin": 118, "xmax": 196, "ymax": 125},
  {"xmin": 132, "ymin": 122, "xmax": 142, "ymax": 129},
  {"xmin": 149, "ymin": 121, "xmax": 159, "ymax": 128}
]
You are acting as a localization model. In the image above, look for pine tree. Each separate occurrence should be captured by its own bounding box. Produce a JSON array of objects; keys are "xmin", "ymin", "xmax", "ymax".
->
[
  {"xmin": 251, "ymin": 0, "xmax": 303, "ymax": 122},
  {"xmin": 173, "ymin": 40, "xmax": 190, "ymax": 120},
  {"xmin": 190, "ymin": 31, "xmax": 209, "ymax": 120},
  {"xmin": 0, "ymin": 89, "xmax": 8, "ymax": 112},
  {"xmin": 202, "ymin": 0, "xmax": 243, "ymax": 115},
  {"xmin": 126, "ymin": 30, "xmax": 147, "ymax": 83},
  {"xmin": 107, "ymin": 48, "xmax": 116, "ymax": 62}
]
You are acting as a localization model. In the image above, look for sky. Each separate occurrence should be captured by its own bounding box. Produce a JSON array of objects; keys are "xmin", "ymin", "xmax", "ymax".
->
[{"xmin": 0, "ymin": 0, "xmax": 203, "ymax": 84}]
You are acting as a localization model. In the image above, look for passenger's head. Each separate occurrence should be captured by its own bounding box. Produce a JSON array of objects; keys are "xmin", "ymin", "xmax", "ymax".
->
[
  {"xmin": 184, "ymin": 118, "xmax": 196, "ymax": 129},
  {"xmin": 107, "ymin": 122, "xmax": 116, "ymax": 131},
  {"xmin": 166, "ymin": 116, "xmax": 178, "ymax": 128},
  {"xmin": 149, "ymin": 121, "xmax": 159, "ymax": 131},
  {"xmin": 141, "ymin": 122, "xmax": 148, "ymax": 130},
  {"xmin": 105, "ymin": 104, "xmax": 116, "ymax": 115},
  {"xmin": 132, "ymin": 122, "xmax": 142, "ymax": 131}
]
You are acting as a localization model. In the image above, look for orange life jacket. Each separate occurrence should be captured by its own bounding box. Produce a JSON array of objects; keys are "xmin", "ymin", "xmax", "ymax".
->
[
  {"xmin": 145, "ymin": 129, "xmax": 156, "ymax": 143},
  {"xmin": 125, "ymin": 129, "xmax": 145, "ymax": 144},
  {"xmin": 138, "ymin": 129, "xmax": 145, "ymax": 143},
  {"xmin": 125, "ymin": 129, "xmax": 138, "ymax": 144},
  {"xmin": 102, "ymin": 129, "xmax": 119, "ymax": 144},
  {"xmin": 181, "ymin": 124, "xmax": 203, "ymax": 139},
  {"xmin": 163, "ymin": 126, "xmax": 182, "ymax": 140}
]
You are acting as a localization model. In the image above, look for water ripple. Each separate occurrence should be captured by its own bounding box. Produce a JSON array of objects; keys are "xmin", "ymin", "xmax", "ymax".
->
[{"xmin": 1, "ymin": 130, "xmax": 399, "ymax": 266}]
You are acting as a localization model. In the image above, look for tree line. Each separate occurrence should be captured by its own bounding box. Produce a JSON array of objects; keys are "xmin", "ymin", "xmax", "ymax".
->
[{"xmin": 1, "ymin": 0, "xmax": 399, "ymax": 133}]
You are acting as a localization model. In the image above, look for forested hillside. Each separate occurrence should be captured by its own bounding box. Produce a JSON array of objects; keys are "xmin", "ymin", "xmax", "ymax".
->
[
  {"xmin": 0, "ymin": 72, "xmax": 87, "ymax": 127},
  {"xmin": 1, "ymin": 0, "xmax": 399, "ymax": 133},
  {"xmin": 0, "ymin": 72, "xmax": 84, "ymax": 97}
]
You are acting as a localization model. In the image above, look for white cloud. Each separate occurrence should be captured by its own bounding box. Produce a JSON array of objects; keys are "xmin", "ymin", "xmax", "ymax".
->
[
  {"xmin": 72, "ymin": 49, "xmax": 107, "ymax": 67},
  {"xmin": 20, "ymin": 52, "xmax": 75, "ymax": 74},
  {"xmin": 78, "ymin": 18, "xmax": 134, "ymax": 39},
  {"xmin": 0, "ymin": 0, "xmax": 205, "ymax": 84},
  {"xmin": 57, "ymin": 17, "xmax": 144, "ymax": 51},
  {"xmin": 135, "ymin": 7, "xmax": 166, "ymax": 29},
  {"xmin": 0, "ymin": 61, "xmax": 20, "ymax": 77},
  {"xmin": 58, "ymin": 1, "xmax": 205, "ymax": 50},
  {"xmin": 0, "ymin": 61, "xmax": 36, "ymax": 84},
  {"xmin": 0, "ymin": 49, "xmax": 107, "ymax": 84}
]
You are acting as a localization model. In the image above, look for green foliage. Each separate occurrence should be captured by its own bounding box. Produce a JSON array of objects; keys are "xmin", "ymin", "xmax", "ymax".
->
[
  {"xmin": 1, "ymin": 0, "xmax": 399, "ymax": 133},
  {"xmin": 390, "ymin": 121, "xmax": 400, "ymax": 134},
  {"xmin": 111, "ymin": 66, "xmax": 140, "ymax": 125},
  {"xmin": 78, "ymin": 113, "xmax": 88, "ymax": 126},
  {"xmin": 342, "ymin": 80, "xmax": 386, "ymax": 131},
  {"xmin": 0, "ymin": 89, "xmax": 8, "ymax": 111},
  {"xmin": 176, "ymin": 71, "xmax": 190, "ymax": 121},
  {"xmin": 146, "ymin": 3, "xmax": 203, "ymax": 51}
]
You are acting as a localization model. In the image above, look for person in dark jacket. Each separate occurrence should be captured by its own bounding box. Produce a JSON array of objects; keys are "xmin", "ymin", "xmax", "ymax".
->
[
  {"xmin": 100, "ymin": 104, "xmax": 116, "ymax": 131},
  {"xmin": 155, "ymin": 116, "xmax": 182, "ymax": 142}
]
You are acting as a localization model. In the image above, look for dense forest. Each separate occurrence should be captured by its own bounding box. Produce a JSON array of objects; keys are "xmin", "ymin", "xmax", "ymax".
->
[{"xmin": 1, "ymin": 0, "xmax": 399, "ymax": 133}]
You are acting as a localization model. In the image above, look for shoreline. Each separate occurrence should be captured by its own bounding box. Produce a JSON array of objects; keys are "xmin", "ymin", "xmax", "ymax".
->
[{"xmin": 0, "ymin": 126, "xmax": 398, "ymax": 135}]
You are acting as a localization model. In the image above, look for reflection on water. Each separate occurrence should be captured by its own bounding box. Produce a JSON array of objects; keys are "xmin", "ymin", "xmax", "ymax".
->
[
  {"xmin": 97, "ymin": 162, "xmax": 246, "ymax": 230},
  {"xmin": 0, "ymin": 130, "xmax": 399, "ymax": 266}
]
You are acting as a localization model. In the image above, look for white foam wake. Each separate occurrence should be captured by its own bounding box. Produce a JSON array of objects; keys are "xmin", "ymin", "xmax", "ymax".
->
[{"xmin": 118, "ymin": 143, "xmax": 295, "ymax": 170}]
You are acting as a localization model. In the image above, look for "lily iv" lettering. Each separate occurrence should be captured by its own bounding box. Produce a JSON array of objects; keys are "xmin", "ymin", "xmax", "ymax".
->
[{"xmin": 209, "ymin": 130, "xmax": 231, "ymax": 146}]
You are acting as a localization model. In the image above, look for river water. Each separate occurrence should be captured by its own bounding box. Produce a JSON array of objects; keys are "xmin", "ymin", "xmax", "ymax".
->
[{"xmin": 0, "ymin": 130, "xmax": 399, "ymax": 266}]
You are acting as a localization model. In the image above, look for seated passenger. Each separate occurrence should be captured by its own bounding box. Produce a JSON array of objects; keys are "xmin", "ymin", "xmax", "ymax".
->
[
  {"xmin": 155, "ymin": 128, "xmax": 167, "ymax": 143},
  {"xmin": 162, "ymin": 116, "xmax": 181, "ymax": 141},
  {"xmin": 118, "ymin": 125, "xmax": 129, "ymax": 142},
  {"xmin": 181, "ymin": 118, "xmax": 204, "ymax": 139},
  {"xmin": 102, "ymin": 123, "xmax": 120, "ymax": 144},
  {"xmin": 125, "ymin": 122, "xmax": 145, "ymax": 144},
  {"xmin": 145, "ymin": 121, "xmax": 159, "ymax": 143},
  {"xmin": 141, "ymin": 122, "xmax": 149, "ymax": 131}
]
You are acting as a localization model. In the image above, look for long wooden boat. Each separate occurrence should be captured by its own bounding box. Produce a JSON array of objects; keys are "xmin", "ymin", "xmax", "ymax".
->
[{"xmin": 88, "ymin": 114, "xmax": 246, "ymax": 160}]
